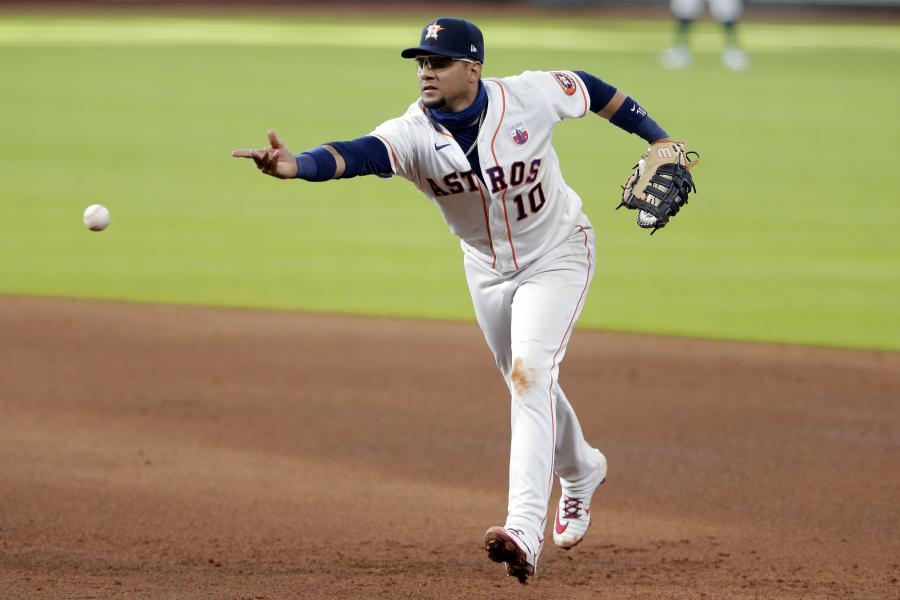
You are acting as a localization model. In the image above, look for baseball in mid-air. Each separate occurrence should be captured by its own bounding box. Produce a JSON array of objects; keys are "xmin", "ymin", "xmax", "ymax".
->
[{"xmin": 82, "ymin": 204, "xmax": 111, "ymax": 232}]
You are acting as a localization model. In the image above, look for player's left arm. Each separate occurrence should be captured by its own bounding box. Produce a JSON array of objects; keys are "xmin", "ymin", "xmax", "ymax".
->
[
  {"xmin": 571, "ymin": 71, "xmax": 700, "ymax": 232},
  {"xmin": 572, "ymin": 71, "xmax": 670, "ymax": 144}
]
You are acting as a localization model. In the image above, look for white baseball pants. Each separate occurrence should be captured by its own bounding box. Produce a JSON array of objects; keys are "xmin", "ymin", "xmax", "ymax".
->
[
  {"xmin": 671, "ymin": 0, "xmax": 743, "ymax": 22},
  {"xmin": 464, "ymin": 221, "xmax": 604, "ymax": 550}
]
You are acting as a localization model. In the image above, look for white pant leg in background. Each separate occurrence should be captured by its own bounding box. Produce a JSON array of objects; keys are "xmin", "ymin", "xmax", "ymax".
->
[
  {"xmin": 710, "ymin": 0, "xmax": 743, "ymax": 23},
  {"xmin": 464, "ymin": 222, "xmax": 599, "ymax": 549},
  {"xmin": 672, "ymin": 0, "xmax": 742, "ymax": 22},
  {"xmin": 671, "ymin": 0, "xmax": 704, "ymax": 21}
]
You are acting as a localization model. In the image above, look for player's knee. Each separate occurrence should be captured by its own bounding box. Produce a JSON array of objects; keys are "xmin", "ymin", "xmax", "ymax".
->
[{"xmin": 511, "ymin": 356, "xmax": 536, "ymax": 396}]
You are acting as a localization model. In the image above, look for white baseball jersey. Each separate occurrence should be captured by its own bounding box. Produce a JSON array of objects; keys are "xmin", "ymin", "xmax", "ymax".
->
[{"xmin": 371, "ymin": 70, "xmax": 593, "ymax": 274}]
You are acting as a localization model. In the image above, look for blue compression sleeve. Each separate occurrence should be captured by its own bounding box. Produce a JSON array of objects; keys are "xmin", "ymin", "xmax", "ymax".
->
[
  {"xmin": 328, "ymin": 136, "xmax": 393, "ymax": 178},
  {"xmin": 294, "ymin": 146, "xmax": 337, "ymax": 182},
  {"xmin": 609, "ymin": 97, "xmax": 668, "ymax": 143},
  {"xmin": 295, "ymin": 136, "xmax": 392, "ymax": 180},
  {"xmin": 573, "ymin": 71, "xmax": 668, "ymax": 142},
  {"xmin": 573, "ymin": 70, "xmax": 617, "ymax": 113}
]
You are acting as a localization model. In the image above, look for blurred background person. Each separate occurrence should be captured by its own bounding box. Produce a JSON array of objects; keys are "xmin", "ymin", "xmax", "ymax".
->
[{"xmin": 661, "ymin": 0, "xmax": 749, "ymax": 71}]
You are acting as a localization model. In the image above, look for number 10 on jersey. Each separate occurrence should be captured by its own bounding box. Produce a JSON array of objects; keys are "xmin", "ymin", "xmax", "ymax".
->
[{"xmin": 512, "ymin": 182, "xmax": 546, "ymax": 221}]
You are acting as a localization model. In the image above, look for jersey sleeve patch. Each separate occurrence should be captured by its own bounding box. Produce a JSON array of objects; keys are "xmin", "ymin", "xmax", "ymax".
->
[{"xmin": 551, "ymin": 71, "xmax": 578, "ymax": 96}]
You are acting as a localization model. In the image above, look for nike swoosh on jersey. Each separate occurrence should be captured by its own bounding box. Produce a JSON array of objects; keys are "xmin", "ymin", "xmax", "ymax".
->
[
  {"xmin": 554, "ymin": 507, "xmax": 568, "ymax": 534},
  {"xmin": 434, "ymin": 143, "xmax": 451, "ymax": 151}
]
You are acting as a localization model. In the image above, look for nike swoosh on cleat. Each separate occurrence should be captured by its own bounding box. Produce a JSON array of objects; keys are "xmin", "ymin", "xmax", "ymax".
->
[
  {"xmin": 434, "ymin": 143, "xmax": 451, "ymax": 151},
  {"xmin": 554, "ymin": 507, "xmax": 568, "ymax": 534}
]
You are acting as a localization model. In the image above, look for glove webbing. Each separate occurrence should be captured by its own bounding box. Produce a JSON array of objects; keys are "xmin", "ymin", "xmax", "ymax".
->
[{"xmin": 618, "ymin": 163, "xmax": 696, "ymax": 226}]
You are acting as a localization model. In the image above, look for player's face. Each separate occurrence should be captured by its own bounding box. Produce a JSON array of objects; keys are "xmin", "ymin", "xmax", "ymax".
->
[{"xmin": 416, "ymin": 56, "xmax": 482, "ymax": 112}]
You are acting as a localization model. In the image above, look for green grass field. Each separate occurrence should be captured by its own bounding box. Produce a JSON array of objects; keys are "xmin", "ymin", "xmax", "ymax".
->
[{"xmin": 1, "ymin": 13, "xmax": 898, "ymax": 350}]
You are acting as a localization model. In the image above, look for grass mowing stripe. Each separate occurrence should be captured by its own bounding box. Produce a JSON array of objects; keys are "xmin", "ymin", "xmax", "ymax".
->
[{"xmin": 0, "ymin": 17, "xmax": 898, "ymax": 52}]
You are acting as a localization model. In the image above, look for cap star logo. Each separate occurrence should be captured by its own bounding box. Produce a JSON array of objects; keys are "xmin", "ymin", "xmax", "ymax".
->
[{"xmin": 425, "ymin": 22, "xmax": 444, "ymax": 40}]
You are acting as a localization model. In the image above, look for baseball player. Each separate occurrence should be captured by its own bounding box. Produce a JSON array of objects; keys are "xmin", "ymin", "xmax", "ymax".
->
[
  {"xmin": 661, "ymin": 0, "xmax": 749, "ymax": 71},
  {"xmin": 233, "ymin": 17, "xmax": 695, "ymax": 583}
]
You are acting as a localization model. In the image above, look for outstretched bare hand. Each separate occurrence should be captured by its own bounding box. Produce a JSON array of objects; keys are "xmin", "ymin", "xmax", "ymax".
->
[{"xmin": 232, "ymin": 130, "xmax": 298, "ymax": 179}]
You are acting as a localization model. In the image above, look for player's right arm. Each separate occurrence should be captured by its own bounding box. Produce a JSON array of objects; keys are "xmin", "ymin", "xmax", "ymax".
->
[{"xmin": 232, "ymin": 131, "xmax": 395, "ymax": 181}]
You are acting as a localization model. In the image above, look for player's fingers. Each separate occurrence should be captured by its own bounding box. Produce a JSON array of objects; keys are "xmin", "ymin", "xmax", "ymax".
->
[
  {"xmin": 249, "ymin": 149, "xmax": 272, "ymax": 169},
  {"xmin": 261, "ymin": 149, "xmax": 276, "ymax": 172},
  {"xmin": 268, "ymin": 129, "xmax": 284, "ymax": 149},
  {"xmin": 263, "ymin": 149, "xmax": 281, "ymax": 175},
  {"xmin": 231, "ymin": 149, "xmax": 255, "ymax": 158}
]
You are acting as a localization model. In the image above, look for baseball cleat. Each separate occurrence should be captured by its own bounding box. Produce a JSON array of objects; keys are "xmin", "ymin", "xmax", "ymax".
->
[
  {"xmin": 553, "ymin": 451, "xmax": 607, "ymax": 549},
  {"xmin": 483, "ymin": 526, "xmax": 538, "ymax": 584},
  {"xmin": 660, "ymin": 44, "xmax": 692, "ymax": 70},
  {"xmin": 722, "ymin": 45, "xmax": 749, "ymax": 72}
]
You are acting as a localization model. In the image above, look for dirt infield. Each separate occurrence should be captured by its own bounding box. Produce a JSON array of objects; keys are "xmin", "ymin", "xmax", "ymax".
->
[{"xmin": 1, "ymin": 296, "xmax": 898, "ymax": 599}]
